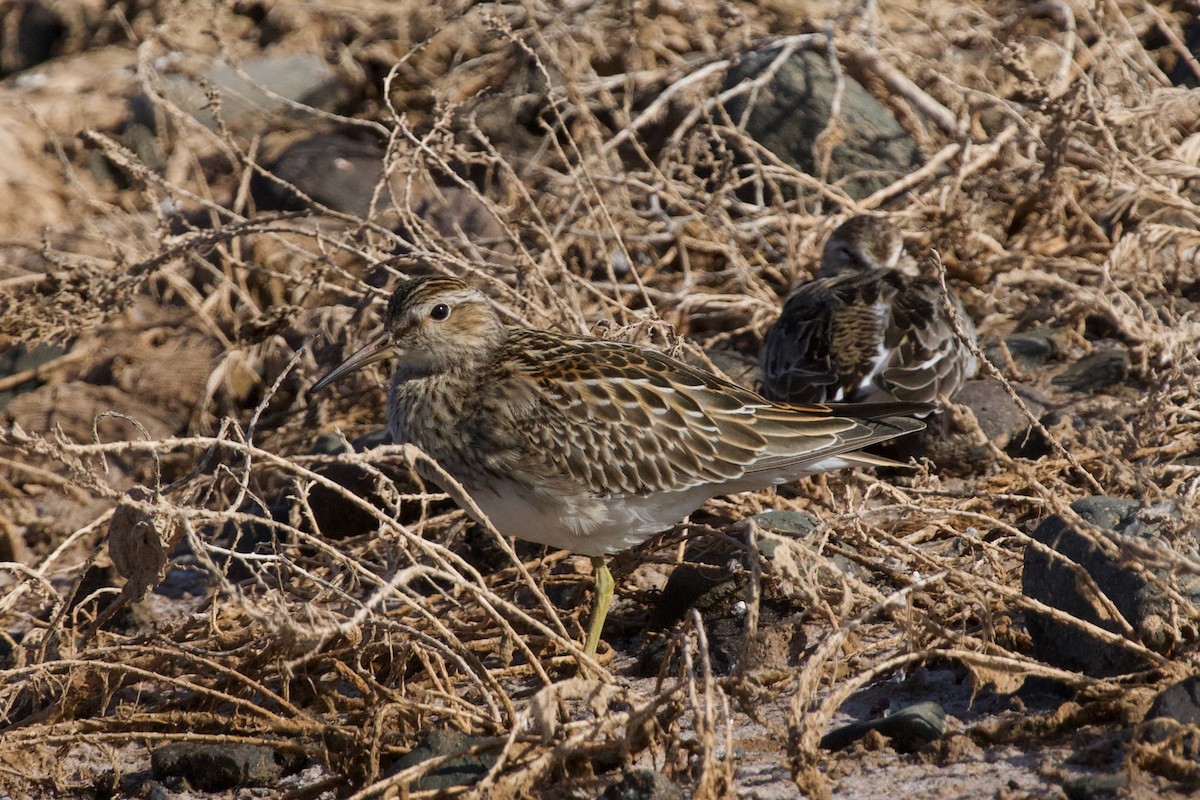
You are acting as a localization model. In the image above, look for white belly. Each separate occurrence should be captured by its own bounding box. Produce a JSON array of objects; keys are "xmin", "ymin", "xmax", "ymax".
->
[
  {"xmin": 441, "ymin": 480, "xmax": 711, "ymax": 556},
  {"xmin": 440, "ymin": 454, "xmax": 859, "ymax": 557}
]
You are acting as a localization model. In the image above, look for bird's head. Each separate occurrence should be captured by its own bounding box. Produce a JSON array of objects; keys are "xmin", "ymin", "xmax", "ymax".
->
[
  {"xmin": 817, "ymin": 215, "xmax": 904, "ymax": 277},
  {"xmin": 312, "ymin": 276, "xmax": 504, "ymax": 390}
]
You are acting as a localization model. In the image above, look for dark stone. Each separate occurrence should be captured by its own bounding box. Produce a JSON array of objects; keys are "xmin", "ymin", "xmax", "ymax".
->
[
  {"xmin": 189, "ymin": 498, "xmax": 277, "ymax": 585},
  {"xmin": 704, "ymin": 347, "xmax": 760, "ymax": 391},
  {"xmin": 301, "ymin": 427, "xmax": 425, "ymax": 539},
  {"xmin": 1051, "ymin": 348, "xmax": 1131, "ymax": 392},
  {"xmin": 251, "ymin": 133, "xmax": 513, "ymax": 263},
  {"xmin": 983, "ymin": 329, "xmax": 1058, "ymax": 370},
  {"xmin": 747, "ymin": 510, "xmax": 818, "ymax": 540},
  {"xmin": 601, "ymin": 769, "xmax": 686, "ymax": 800},
  {"xmin": 353, "ymin": 428, "xmax": 393, "ymax": 450},
  {"xmin": 151, "ymin": 742, "xmax": 302, "ymax": 791},
  {"xmin": 1016, "ymin": 675, "xmax": 1079, "ymax": 707},
  {"xmin": 305, "ymin": 461, "xmax": 394, "ymax": 538},
  {"xmin": 302, "ymin": 424, "xmax": 400, "ymax": 537},
  {"xmin": 1137, "ymin": 717, "xmax": 1182, "ymax": 747},
  {"xmin": 748, "ymin": 509, "xmax": 859, "ymax": 577},
  {"xmin": 0, "ymin": 342, "xmax": 64, "ymax": 412},
  {"xmin": 0, "ymin": 632, "xmax": 14, "ymax": 670},
  {"xmin": 0, "ymin": 1, "xmax": 67, "ymax": 76},
  {"xmin": 253, "ymin": 133, "xmax": 390, "ymax": 217},
  {"xmin": 1169, "ymin": 18, "xmax": 1200, "ymax": 88},
  {"xmin": 385, "ymin": 729, "xmax": 494, "ymax": 792},
  {"xmin": 646, "ymin": 563, "xmax": 740, "ymax": 630},
  {"xmin": 145, "ymin": 782, "xmax": 173, "ymax": 800},
  {"xmin": 146, "ymin": 54, "xmax": 345, "ymax": 131},
  {"xmin": 820, "ymin": 701, "xmax": 947, "ymax": 752},
  {"xmin": 956, "ymin": 379, "xmax": 1031, "ymax": 449},
  {"xmin": 723, "ymin": 48, "xmax": 921, "ymax": 200},
  {"xmin": 1145, "ymin": 675, "xmax": 1200, "ymax": 725},
  {"xmin": 881, "ymin": 379, "xmax": 1040, "ymax": 473},
  {"xmin": 1135, "ymin": 683, "xmax": 1200, "ymax": 781},
  {"xmin": 310, "ymin": 428, "xmax": 390, "ymax": 455},
  {"xmin": 640, "ymin": 544, "xmax": 759, "ymax": 677},
  {"xmin": 1023, "ymin": 496, "xmax": 1200, "ymax": 677},
  {"xmin": 1062, "ymin": 773, "xmax": 1128, "ymax": 800}
]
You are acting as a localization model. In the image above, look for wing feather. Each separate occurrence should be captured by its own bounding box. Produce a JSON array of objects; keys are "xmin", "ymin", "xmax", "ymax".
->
[
  {"xmin": 473, "ymin": 330, "xmax": 924, "ymax": 498},
  {"xmin": 760, "ymin": 278, "xmax": 842, "ymax": 403},
  {"xmin": 761, "ymin": 274, "xmax": 900, "ymax": 403},
  {"xmin": 880, "ymin": 280, "xmax": 978, "ymax": 403},
  {"xmin": 763, "ymin": 269, "xmax": 976, "ymax": 406}
]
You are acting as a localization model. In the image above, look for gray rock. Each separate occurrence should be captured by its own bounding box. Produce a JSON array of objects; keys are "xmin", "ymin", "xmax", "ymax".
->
[
  {"xmin": 956, "ymin": 379, "xmax": 1032, "ymax": 449},
  {"xmin": 704, "ymin": 347, "xmax": 760, "ymax": 391},
  {"xmin": 820, "ymin": 701, "xmax": 947, "ymax": 752},
  {"xmin": 1145, "ymin": 675, "xmax": 1200, "ymax": 725},
  {"xmin": 1062, "ymin": 773, "xmax": 1128, "ymax": 800},
  {"xmin": 1168, "ymin": 17, "xmax": 1200, "ymax": 88},
  {"xmin": 152, "ymin": 54, "xmax": 344, "ymax": 131},
  {"xmin": 749, "ymin": 509, "xmax": 860, "ymax": 579},
  {"xmin": 252, "ymin": 132, "xmax": 389, "ymax": 217},
  {"xmin": 386, "ymin": 729, "xmax": 495, "ymax": 791},
  {"xmin": 881, "ymin": 378, "xmax": 1039, "ymax": 473},
  {"xmin": 0, "ymin": 633, "xmax": 13, "ymax": 670},
  {"xmin": 310, "ymin": 431, "xmax": 350, "ymax": 456},
  {"xmin": 151, "ymin": 742, "xmax": 302, "ymax": 791},
  {"xmin": 1135, "ymin": 676, "xmax": 1200, "ymax": 782},
  {"xmin": 646, "ymin": 520, "xmax": 791, "ymax": 635},
  {"xmin": 647, "ymin": 563, "xmax": 741, "ymax": 631},
  {"xmin": 602, "ymin": 769, "xmax": 686, "ymax": 800},
  {"xmin": 983, "ymin": 329, "xmax": 1058, "ymax": 370},
  {"xmin": 0, "ymin": 342, "xmax": 64, "ymax": 412},
  {"xmin": 1023, "ymin": 496, "xmax": 1200, "ymax": 677},
  {"xmin": 747, "ymin": 510, "xmax": 818, "ymax": 540},
  {"xmin": 251, "ymin": 132, "xmax": 513, "ymax": 258},
  {"xmin": 0, "ymin": 1, "xmax": 66, "ymax": 76},
  {"xmin": 641, "ymin": 543, "xmax": 755, "ymax": 677},
  {"xmin": 723, "ymin": 48, "xmax": 921, "ymax": 200},
  {"xmin": 309, "ymin": 428, "xmax": 391, "ymax": 456},
  {"xmin": 145, "ymin": 781, "xmax": 173, "ymax": 800},
  {"xmin": 1052, "ymin": 347, "xmax": 1131, "ymax": 392},
  {"xmin": 301, "ymin": 427, "xmax": 403, "ymax": 539}
]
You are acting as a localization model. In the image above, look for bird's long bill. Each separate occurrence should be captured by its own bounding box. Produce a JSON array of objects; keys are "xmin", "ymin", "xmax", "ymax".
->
[{"xmin": 311, "ymin": 333, "xmax": 392, "ymax": 392}]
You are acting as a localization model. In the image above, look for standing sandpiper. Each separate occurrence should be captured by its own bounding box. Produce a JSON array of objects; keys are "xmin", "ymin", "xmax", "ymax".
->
[
  {"xmin": 314, "ymin": 276, "xmax": 928, "ymax": 661},
  {"xmin": 760, "ymin": 215, "xmax": 978, "ymax": 408}
]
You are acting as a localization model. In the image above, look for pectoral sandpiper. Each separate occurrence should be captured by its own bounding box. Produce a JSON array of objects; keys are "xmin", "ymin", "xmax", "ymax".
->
[
  {"xmin": 315, "ymin": 276, "xmax": 928, "ymax": 661},
  {"xmin": 760, "ymin": 215, "xmax": 978, "ymax": 408}
]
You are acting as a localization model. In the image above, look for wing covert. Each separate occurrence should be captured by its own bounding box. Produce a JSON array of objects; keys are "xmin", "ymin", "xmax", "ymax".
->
[{"xmin": 760, "ymin": 280, "xmax": 841, "ymax": 403}]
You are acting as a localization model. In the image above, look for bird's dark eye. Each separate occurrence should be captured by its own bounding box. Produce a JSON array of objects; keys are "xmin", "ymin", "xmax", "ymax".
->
[{"xmin": 430, "ymin": 303, "xmax": 451, "ymax": 321}]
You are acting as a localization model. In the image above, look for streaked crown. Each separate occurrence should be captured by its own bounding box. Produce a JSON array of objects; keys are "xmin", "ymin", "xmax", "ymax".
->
[
  {"xmin": 386, "ymin": 276, "xmax": 482, "ymax": 324},
  {"xmin": 383, "ymin": 276, "xmax": 505, "ymax": 374}
]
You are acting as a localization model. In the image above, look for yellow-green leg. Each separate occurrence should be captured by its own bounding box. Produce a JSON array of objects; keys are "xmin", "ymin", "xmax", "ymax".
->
[{"xmin": 582, "ymin": 556, "xmax": 614, "ymax": 658}]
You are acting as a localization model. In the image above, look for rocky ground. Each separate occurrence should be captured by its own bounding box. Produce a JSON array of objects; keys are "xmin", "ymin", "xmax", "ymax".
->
[{"xmin": 2, "ymin": 0, "xmax": 1200, "ymax": 798}]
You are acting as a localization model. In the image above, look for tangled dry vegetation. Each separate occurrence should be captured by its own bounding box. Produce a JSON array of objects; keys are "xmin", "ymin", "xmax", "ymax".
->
[{"xmin": 1, "ymin": 0, "xmax": 1200, "ymax": 797}]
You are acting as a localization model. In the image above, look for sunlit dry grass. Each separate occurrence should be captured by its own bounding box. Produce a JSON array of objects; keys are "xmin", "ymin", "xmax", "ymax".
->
[{"xmin": 1, "ymin": 0, "xmax": 1199, "ymax": 796}]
